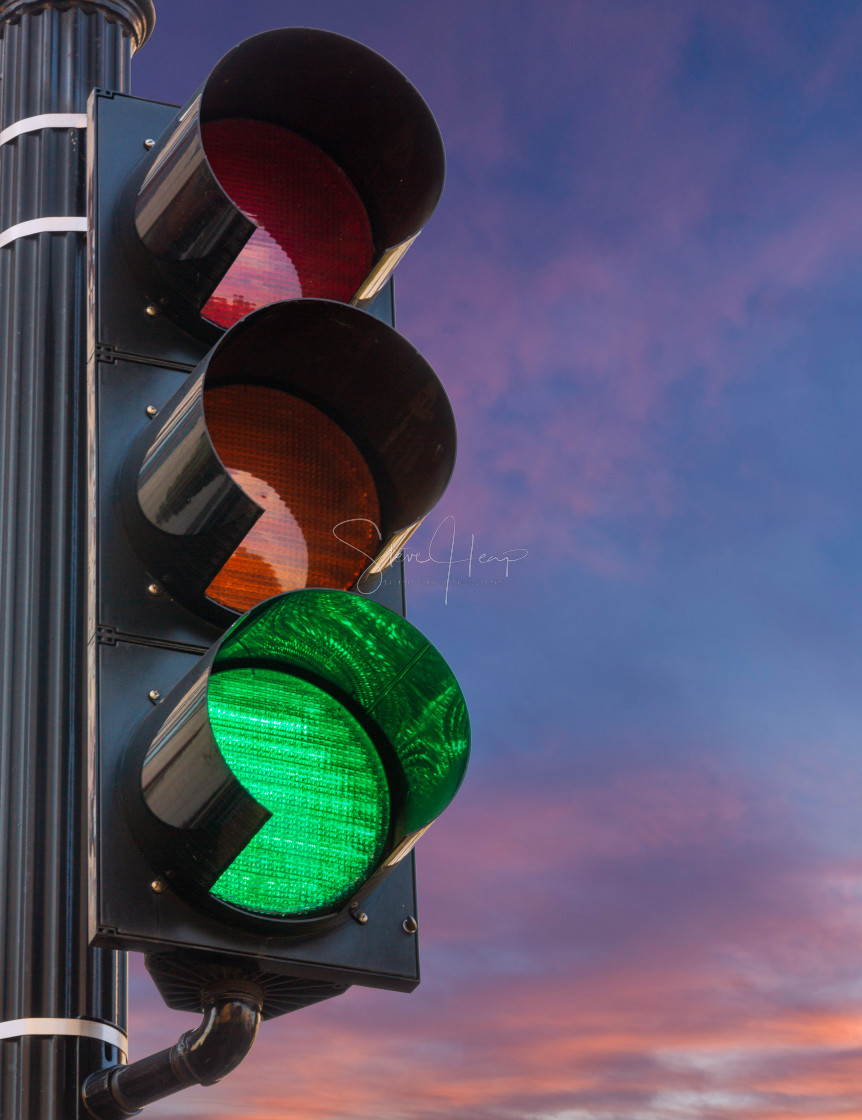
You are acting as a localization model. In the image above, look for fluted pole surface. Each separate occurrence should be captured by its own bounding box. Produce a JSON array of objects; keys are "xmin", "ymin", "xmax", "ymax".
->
[{"xmin": 0, "ymin": 2, "xmax": 153, "ymax": 1115}]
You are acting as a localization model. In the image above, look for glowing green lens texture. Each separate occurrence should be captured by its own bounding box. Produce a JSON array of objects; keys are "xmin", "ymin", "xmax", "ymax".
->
[
  {"xmin": 217, "ymin": 590, "xmax": 471, "ymax": 835},
  {"xmin": 207, "ymin": 666, "xmax": 389, "ymax": 917}
]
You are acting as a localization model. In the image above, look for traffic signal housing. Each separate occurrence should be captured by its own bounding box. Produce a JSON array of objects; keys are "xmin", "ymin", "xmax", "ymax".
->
[
  {"xmin": 123, "ymin": 590, "xmax": 469, "ymax": 931},
  {"xmin": 88, "ymin": 28, "xmax": 468, "ymax": 1013},
  {"xmin": 118, "ymin": 27, "xmax": 444, "ymax": 341},
  {"xmin": 120, "ymin": 299, "xmax": 456, "ymax": 624}
]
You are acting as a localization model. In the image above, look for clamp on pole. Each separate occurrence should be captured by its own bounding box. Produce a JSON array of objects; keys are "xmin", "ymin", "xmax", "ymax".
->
[{"xmin": 0, "ymin": 1018, "xmax": 127, "ymax": 1059}]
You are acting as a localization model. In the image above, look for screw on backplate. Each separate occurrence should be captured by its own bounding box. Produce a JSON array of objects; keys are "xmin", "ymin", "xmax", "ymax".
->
[
  {"xmin": 350, "ymin": 908, "xmax": 369, "ymax": 925},
  {"xmin": 150, "ymin": 879, "xmax": 167, "ymax": 893},
  {"xmin": 148, "ymin": 689, "xmax": 161, "ymax": 704},
  {"xmin": 147, "ymin": 582, "xmax": 162, "ymax": 596},
  {"xmin": 145, "ymin": 304, "xmax": 160, "ymax": 317},
  {"xmin": 402, "ymin": 916, "xmax": 418, "ymax": 934},
  {"xmin": 145, "ymin": 404, "xmax": 159, "ymax": 418},
  {"xmin": 144, "ymin": 138, "xmax": 155, "ymax": 149}
]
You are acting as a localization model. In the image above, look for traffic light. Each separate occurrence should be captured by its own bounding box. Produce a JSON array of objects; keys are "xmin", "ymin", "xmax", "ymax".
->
[
  {"xmin": 123, "ymin": 590, "xmax": 468, "ymax": 929},
  {"xmin": 88, "ymin": 28, "xmax": 468, "ymax": 1015}
]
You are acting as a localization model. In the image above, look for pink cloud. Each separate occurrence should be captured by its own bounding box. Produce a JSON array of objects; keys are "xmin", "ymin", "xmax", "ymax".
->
[
  {"xmin": 131, "ymin": 751, "xmax": 862, "ymax": 1119},
  {"xmin": 391, "ymin": 7, "xmax": 862, "ymax": 580},
  {"xmin": 133, "ymin": 950, "xmax": 862, "ymax": 1120}
]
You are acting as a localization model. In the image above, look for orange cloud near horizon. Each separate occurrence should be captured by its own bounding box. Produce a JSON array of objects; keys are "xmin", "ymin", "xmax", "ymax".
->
[{"xmin": 130, "ymin": 755, "xmax": 862, "ymax": 1119}]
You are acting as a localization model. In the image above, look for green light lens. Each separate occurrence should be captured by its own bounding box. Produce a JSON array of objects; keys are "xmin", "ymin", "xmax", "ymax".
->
[
  {"xmin": 217, "ymin": 590, "xmax": 470, "ymax": 837},
  {"xmin": 207, "ymin": 666, "xmax": 389, "ymax": 917}
]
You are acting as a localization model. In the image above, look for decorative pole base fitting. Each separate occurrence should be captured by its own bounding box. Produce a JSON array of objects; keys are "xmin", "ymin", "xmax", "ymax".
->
[{"xmin": 0, "ymin": 0, "xmax": 155, "ymax": 51}]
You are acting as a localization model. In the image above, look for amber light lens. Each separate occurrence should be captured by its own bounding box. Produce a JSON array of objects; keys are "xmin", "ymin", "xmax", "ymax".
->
[
  {"xmin": 203, "ymin": 385, "xmax": 381, "ymax": 613},
  {"xmin": 200, "ymin": 119, "xmax": 374, "ymax": 329}
]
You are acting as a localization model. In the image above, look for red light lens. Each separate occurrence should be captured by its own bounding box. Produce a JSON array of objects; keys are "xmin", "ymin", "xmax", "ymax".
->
[
  {"xmin": 204, "ymin": 384, "xmax": 381, "ymax": 613},
  {"xmin": 200, "ymin": 119, "xmax": 375, "ymax": 329}
]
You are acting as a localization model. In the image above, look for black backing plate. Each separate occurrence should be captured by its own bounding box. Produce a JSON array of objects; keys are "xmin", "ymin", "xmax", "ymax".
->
[
  {"xmin": 90, "ymin": 90, "xmax": 209, "ymax": 367},
  {"xmin": 93, "ymin": 638, "xmax": 420, "ymax": 991},
  {"xmin": 97, "ymin": 357, "xmax": 219, "ymax": 648},
  {"xmin": 90, "ymin": 90, "xmax": 413, "ymax": 990},
  {"xmin": 90, "ymin": 89, "xmax": 399, "ymax": 366}
]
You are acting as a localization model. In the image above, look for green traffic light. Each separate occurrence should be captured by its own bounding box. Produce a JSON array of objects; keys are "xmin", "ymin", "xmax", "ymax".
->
[
  {"xmin": 208, "ymin": 668, "xmax": 390, "ymax": 917},
  {"xmin": 193, "ymin": 589, "xmax": 470, "ymax": 921}
]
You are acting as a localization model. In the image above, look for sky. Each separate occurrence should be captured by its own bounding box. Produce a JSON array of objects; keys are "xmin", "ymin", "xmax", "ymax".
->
[{"xmin": 123, "ymin": 2, "xmax": 862, "ymax": 1118}]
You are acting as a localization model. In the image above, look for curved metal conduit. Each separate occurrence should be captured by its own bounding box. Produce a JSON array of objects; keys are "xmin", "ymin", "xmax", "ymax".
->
[{"xmin": 81, "ymin": 981, "xmax": 263, "ymax": 1118}]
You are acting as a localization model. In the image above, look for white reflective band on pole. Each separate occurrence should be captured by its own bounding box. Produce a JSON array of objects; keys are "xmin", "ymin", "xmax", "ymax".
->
[
  {"xmin": 0, "ymin": 113, "xmax": 88, "ymax": 146},
  {"xmin": 0, "ymin": 216, "xmax": 88, "ymax": 248},
  {"xmin": 0, "ymin": 1018, "xmax": 127, "ymax": 1059}
]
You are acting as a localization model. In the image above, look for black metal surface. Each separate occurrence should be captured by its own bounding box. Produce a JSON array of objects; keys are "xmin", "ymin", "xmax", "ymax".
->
[
  {"xmin": 127, "ymin": 644, "xmax": 272, "ymax": 891},
  {"xmin": 124, "ymin": 98, "xmax": 254, "ymax": 338},
  {"xmin": 0, "ymin": 0, "xmax": 155, "ymax": 50},
  {"xmin": 95, "ymin": 358, "xmax": 221, "ymax": 649},
  {"xmin": 198, "ymin": 30, "xmax": 444, "ymax": 250},
  {"xmin": 90, "ymin": 91, "xmax": 209, "ymax": 366},
  {"xmin": 91, "ymin": 91, "xmax": 419, "ymax": 990},
  {"xmin": 144, "ymin": 952, "xmax": 348, "ymax": 1020},
  {"xmin": 120, "ymin": 299, "xmax": 454, "ymax": 625},
  {"xmin": 91, "ymin": 91, "xmax": 405, "ymax": 637},
  {"xmin": 81, "ymin": 988, "xmax": 261, "ymax": 1119},
  {"xmin": 92, "ymin": 344, "xmax": 404, "ymax": 652},
  {"xmin": 122, "ymin": 27, "xmax": 445, "ymax": 339},
  {"xmin": 196, "ymin": 300, "xmax": 456, "ymax": 543},
  {"xmin": 0, "ymin": 2, "xmax": 150, "ymax": 1116},
  {"xmin": 120, "ymin": 362, "xmax": 263, "ymax": 627},
  {"xmin": 118, "ymin": 588, "xmax": 449, "ymax": 941},
  {"xmin": 94, "ymin": 635, "xmax": 421, "ymax": 991}
]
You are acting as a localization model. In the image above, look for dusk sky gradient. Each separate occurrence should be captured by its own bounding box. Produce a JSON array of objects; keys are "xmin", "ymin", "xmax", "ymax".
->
[{"xmin": 125, "ymin": 3, "xmax": 862, "ymax": 1117}]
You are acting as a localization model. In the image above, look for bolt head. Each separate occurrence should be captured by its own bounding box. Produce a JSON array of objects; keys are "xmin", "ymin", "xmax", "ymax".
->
[
  {"xmin": 146, "ymin": 582, "xmax": 162, "ymax": 596},
  {"xmin": 145, "ymin": 404, "xmax": 159, "ymax": 418},
  {"xmin": 145, "ymin": 304, "xmax": 159, "ymax": 318},
  {"xmin": 402, "ymin": 916, "xmax": 419, "ymax": 934},
  {"xmin": 144, "ymin": 138, "xmax": 155, "ymax": 149},
  {"xmin": 148, "ymin": 689, "xmax": 161, "ymax": 703},
  {"xmin": 150, "ymin": 879, "xmax": 166, "ymax": 893},
  {"xmin": 351, "ymin": 909, "xmax": 369, "ymax": 925}
]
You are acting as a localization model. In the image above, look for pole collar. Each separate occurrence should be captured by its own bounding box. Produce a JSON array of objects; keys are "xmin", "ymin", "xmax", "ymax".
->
[{"xmin": 0, "ymin": 1, "xmax": 156, "ymax": 51}]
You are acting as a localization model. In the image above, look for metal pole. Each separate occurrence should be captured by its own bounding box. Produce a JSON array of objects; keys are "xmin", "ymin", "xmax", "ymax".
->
[{"xmin": 0, "ymin": 2, "xmax": 154, "ymax": 1115}]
